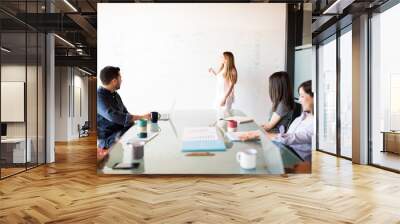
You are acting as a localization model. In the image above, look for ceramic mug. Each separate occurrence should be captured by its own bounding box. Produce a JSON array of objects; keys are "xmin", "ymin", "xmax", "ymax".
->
[
  {"xmin": 236, "ymin": 149, "xmax": 257, "ymax": 169},
  {"xmin": 150, "ymin": 111, "xmax": 161, "ymax": 123},
  {"xmin": 227, "ymin": 120, "xmax": 238, "ymax": 132}
]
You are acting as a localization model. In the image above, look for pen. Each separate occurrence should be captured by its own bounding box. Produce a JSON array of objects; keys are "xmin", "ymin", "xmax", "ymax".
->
[{"xmin": 185, "ymin": 152, "xmax": 215, "ymax": 156}]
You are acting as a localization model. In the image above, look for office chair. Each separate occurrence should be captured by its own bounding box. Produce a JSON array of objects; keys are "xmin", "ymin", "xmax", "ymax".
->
[
  {"xmin": 78, "ymin": 121, "xmax": 90, "ymax": 138},
  {"xmin": 290, "ymin": 100, "xmax": 303, "ymax": 125}
]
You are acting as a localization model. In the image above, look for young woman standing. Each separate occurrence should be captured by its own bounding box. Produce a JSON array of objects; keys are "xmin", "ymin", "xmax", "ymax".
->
[{"xmin": 209, "ymin": 51, "xmax": 238, "ymax": 113}]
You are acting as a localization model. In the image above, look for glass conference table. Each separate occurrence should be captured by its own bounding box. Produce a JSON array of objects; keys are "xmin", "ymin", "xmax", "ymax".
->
[{"xmin": 98, "ymin": 110, "xmax": 303, "ymax": 175}]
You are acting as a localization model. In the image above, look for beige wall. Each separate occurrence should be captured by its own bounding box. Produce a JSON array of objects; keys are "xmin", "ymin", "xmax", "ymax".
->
[{"xmin": 54, "ymin": 66, "xmax": 89, "ymax": 141}]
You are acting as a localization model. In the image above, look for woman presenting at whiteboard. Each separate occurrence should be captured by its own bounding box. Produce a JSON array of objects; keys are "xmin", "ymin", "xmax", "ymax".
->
[{"xmin": 208, "ymin": 51, "xmax": 238, "ymax": 112}]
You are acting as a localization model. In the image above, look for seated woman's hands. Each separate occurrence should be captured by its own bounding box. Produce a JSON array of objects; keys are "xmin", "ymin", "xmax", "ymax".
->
[
  {"xmin": 265, "ymin": 132, "xmax": 279, "ymax": 140},
  {"xmin": 238, "ymin": 131, "xmax": 260, "ymax": 141}
]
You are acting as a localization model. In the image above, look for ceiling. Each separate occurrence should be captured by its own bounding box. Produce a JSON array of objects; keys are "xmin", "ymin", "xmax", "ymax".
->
[{"xmin": 1, "ymin": 0, "xmax": 389, "ymax": 73}]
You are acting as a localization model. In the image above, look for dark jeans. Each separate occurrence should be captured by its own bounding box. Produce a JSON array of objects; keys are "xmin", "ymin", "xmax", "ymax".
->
[{"xmin": 98, "ymin": 125, "xmax": 132, "ymax": 149}]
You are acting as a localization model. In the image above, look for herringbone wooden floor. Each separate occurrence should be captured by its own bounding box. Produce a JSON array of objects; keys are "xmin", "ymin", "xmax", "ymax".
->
[{"xmin": 1, "ymin": 135, "xmax": 400, "ymax": 224}]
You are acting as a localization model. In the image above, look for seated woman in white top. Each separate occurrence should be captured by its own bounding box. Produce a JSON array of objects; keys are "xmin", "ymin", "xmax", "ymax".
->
[
  {"xmin": 208, "ymin": 51, "xmax": 238, "ymax": 113},
  {"xmin": 267, "ymin": 80, "xmax": 314, "ymax": 161}
]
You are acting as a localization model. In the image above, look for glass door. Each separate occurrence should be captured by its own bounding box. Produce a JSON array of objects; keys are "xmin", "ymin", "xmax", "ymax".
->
[
  {"xmin": 339, "ymin": 27, "xmax": 352, "ymax": 158},
  {"xmin": 317, "ymin": 36, "xmax": 337, "ymax": 154},
  {"xmin": 370, "ymin": 2, "xmax": 400, "ymax": 171}
]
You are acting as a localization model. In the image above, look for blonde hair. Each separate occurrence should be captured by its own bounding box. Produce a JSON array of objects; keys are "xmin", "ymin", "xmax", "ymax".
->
[{"xmin": 218, "ymin": 51, "xmax": 237, "ymax": 84}]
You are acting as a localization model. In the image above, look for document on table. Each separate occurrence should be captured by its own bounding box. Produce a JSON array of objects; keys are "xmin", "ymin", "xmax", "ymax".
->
[
  {"xmin": 181, "ymin": 127, "xmax": 226, "ymax": 152},
  {"xmin": 182, "ymin": 127, "xmax": 219, "ymax": 141}
]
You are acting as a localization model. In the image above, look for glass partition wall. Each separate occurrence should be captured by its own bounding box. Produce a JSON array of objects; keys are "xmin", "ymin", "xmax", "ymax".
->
[
  {"xmin": 316, "ymin": 0, "xmax": 400, "ymax": 171},
  {"xmin": 0, "ymin": 2, "xmax": 46, "ymax": 179},
  {"xmin": 316, "ymin": 26, "xmax": 353, "ymax": 159},
  {"xmin": 317, "ymin": 35, "xmax": 337, "ymax": 155},
  {"xmin": 370, "ymin": 2, "xmax": 400, "ymax": 172},
  {"xmin": 339, "ymin": 27, "xmax": 352, "ymax": 159}
]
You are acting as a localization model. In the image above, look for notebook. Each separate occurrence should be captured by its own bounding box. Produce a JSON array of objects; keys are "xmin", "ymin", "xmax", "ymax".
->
[
  {"xmin": 181, "ymin": 127, "xmax": 226, "ymax": 152},
  {"xmin": 181, "ymin": 140, "xmax": 226, "ymax": 152}
]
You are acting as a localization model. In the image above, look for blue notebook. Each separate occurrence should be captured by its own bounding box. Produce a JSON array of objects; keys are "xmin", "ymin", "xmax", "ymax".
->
[{"xmin": 181, "ymin": 140, "xmax": 226, "ymax": 152}]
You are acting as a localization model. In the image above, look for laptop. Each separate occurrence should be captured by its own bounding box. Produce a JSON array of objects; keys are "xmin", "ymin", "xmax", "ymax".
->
[{"xmin": 160, "ymin": 99, "xmax": 176, "ymax": 121}]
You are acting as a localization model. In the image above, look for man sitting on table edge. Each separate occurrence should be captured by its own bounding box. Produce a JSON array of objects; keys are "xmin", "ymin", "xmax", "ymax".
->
[{"xmin": 97, "ymin": 66, "xmax": 150, "ymax": 161}]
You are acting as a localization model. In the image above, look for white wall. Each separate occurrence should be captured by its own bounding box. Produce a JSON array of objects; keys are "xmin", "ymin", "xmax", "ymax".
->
[
  {"xmin": 1, "ymin": 65, "xmax": 37, "ymax": 138},
  {"xmin": 98, "ymin": 3, "xmax": 287, "ymax": 123},
  {"xmin": 55, "ymin": 67, "xmax": 68, "ymax": 141},
  {"xmin": 55, "ymin": 67, "xmax": 89, "ymax": 141}
]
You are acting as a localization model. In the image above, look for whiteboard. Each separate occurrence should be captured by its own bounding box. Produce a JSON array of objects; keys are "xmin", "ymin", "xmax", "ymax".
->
[
  {"xmin": 1, "ymin": 82, "xmax": 25, "ymax": 122},
  {"xmin": 98, "ymin": 3, "xmax": 287, "ymax": 123}
]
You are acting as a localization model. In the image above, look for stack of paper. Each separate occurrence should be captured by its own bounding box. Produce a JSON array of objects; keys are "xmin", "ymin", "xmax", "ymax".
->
[
  {"xmin": 182, "ymin": 127, "xmax": 218, "ymax": 141},
  {"xmin": 181, "ymin": 127, "xmax": 226, "ymax": 152}
]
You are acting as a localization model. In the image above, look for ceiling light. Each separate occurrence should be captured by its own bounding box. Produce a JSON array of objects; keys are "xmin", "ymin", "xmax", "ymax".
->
[
  {"xmin": 63, "ymin": 0, "xmax": 78, "ymax": 12},
  {"xmin": 78, "ymin": 67, "xmax": 93, "ymax": 76},
  {"xmin": 54, "ymin": 34, "xmax": 75, "ymax": 48},
  {"xmin": 1, "ymin": 47, "xmax": 11, "ymax": 53},
  {"xmin": 323, "ymin": 0, "xmax": 354, "ymax": 15}
]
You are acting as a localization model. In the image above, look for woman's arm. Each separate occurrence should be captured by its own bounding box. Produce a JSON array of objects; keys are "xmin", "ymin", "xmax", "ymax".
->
[
  {"xmin": 262, "ymin": 113, "xmax": 282, "ymax": 131},
  {"xmin": 208, "ymin": 68, "xmax": 217, "ymax": 76},
  {"xmin": 265, "ymin": 131, "xmax": 279, "ymax": 140},
  {"xmin": 275, "ymin": 130, "xmax": 313, "ymax": 146}
]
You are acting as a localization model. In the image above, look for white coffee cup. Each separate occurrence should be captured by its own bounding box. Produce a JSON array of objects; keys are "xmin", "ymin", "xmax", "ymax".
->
[{"xmin": 236, "ymin": 149, "xmax": 257, "ymax": 169}]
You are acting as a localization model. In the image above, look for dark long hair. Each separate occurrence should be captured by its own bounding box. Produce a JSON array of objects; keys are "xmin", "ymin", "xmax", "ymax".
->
[
  {"xmin": 298, "ymin": 80, "xmax": 313, "ymax": 97},
  {"xmin": 268, "ymin": 71, "xmax": 294, "ymax": 112}
]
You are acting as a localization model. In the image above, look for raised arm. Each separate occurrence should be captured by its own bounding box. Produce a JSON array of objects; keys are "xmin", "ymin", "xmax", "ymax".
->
[{"xmin": 208, "ymin": 67, "xmax": 217, "ymax": 76}]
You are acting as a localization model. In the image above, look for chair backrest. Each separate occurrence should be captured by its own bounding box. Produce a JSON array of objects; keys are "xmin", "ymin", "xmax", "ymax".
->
[
  {"xmin": 82, "ymin": 121, "xmax": 90, "ymax": 129},
  {"xmin": 291, "ymin": 102, "xmax": 302, "ymax": 125}
]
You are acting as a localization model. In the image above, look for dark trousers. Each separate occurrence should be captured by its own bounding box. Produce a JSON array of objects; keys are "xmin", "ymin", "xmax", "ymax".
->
[{"xmin": 98, "ymin": 125, "xmax": 132, "ymax": 149}]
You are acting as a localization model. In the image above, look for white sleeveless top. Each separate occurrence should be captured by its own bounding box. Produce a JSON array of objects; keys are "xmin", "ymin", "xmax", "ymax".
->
[{"xmin": 215, "ymin": 69, "xmax": 235, "ymax": 107}]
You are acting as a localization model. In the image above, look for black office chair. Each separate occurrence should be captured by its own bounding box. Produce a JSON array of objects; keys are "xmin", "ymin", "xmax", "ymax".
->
[
  {"xmin": 78, "ymin": 121, "xmax": 90, "ymax": 138},
  {"xmin": 290, "ymin": 101, "xmax": 303, "ymax": 126}
]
